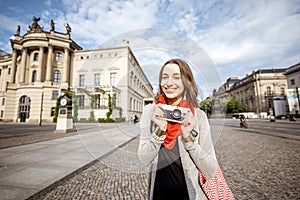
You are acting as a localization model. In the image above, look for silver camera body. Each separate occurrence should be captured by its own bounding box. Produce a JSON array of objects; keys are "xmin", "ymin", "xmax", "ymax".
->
[{"xmin": 160, "ymin": 104, "xmax": 190, "ymax": 123}]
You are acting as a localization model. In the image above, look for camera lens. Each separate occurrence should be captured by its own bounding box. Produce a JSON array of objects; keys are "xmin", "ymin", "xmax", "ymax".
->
[{"xmin": 172, "ymin": 109, "xmax": 181, "ymax": 119}]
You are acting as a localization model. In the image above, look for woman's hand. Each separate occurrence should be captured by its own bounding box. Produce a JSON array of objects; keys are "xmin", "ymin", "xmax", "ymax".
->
[
  {"xmin": 181, "ymin": 111, "xmax": 196, "ymax": 138},
  {"xmin": 151, "ymin": 104, "xmax": 167, "ymax": 131}
]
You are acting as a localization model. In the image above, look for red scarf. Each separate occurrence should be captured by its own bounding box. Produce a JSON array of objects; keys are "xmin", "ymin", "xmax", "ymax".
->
[{"xmin": 156, "ymin": 95, "xmax": 195, "ymax": 149}]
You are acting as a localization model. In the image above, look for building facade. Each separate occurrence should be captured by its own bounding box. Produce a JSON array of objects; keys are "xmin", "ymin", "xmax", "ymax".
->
[
  {"xmin": 284, "ymin": 62, "xmax": 300, "ymax": 115},
  {"xmin": 214, "ymin": 69, "xmax": 288, "ymax": 115},
  {"xmin": 0, "ymin": 17, "xmax": 154, "ymax": 123},
  {"xmin": 72, "ymin": 47, "xmax": 154, "ymax": 121}
]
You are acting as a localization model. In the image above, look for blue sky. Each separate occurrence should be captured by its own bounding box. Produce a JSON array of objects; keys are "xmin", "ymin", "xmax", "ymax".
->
[{"xmin": 0, "ymin": 0, "xmax": 299, "ymax": 98}]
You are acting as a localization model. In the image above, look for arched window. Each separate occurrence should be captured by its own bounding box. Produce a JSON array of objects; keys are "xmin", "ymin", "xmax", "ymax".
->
[
  {"xmin": 53, "ymin": 70, "xmax": 61, "ymax": 82},
  {"xmin": 19, "ymin": 95, "xmax": 30, "ymax": 122},
  {"xmin": 32, "ymin": 70, "xmax": 37, "ymax": 82}
]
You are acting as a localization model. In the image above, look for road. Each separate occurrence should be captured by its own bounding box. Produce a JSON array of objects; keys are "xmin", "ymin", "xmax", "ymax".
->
[
  {"xmin": 210, "ymin": 119, "xmax": 300, "ymax": 141},
  {"xmin": 227, "ymin": 119, "xmax": 300, "ymax": 135}
]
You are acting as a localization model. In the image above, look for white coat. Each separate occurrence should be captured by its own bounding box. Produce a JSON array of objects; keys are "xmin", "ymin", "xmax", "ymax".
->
[{"xmin": 138, "ymin": 104, "xmax": 218, "ymax": 200}]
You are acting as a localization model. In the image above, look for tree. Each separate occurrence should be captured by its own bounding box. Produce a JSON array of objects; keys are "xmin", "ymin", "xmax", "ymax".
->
[
  {"xmin": 226, "ymin": 95, "xmax": 246, "ymax": 114},
  {"xmin": 106, "ymin": 94, "xmax": 113, "ymax": 119},
  {"xmin": 88, "ymin": 94, "xmax": 98, "ymax": 122},
  {"xmin": 53, "ymin": 89, "xmax": 72, "ymax": 122},
  {"xmin": 199, "ymin": 97, "xmax": 213, "ymax": 115},
  {"xmin": 73, "ymin": 95, "xmax": 78, "ymax": 122}
]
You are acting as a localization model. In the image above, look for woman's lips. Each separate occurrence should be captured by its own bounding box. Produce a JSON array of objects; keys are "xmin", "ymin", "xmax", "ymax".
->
[{"xmin": 164, "ymin": 88, "xmax": 176, "ymax": 93}]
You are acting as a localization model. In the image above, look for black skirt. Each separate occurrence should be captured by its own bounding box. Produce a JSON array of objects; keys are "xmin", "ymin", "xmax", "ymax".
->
[{"xmin": 153, "ymin": 138, "xmax": 189, "ymax": 200}]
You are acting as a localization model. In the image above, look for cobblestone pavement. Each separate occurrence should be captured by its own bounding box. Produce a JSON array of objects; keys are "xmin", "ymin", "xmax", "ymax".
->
[{"xmin": 27, "ymin": 125, "xmax": 299, "ymax": 200}]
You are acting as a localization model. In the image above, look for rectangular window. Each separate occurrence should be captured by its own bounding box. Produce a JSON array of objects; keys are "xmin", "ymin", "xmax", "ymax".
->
[
  {"xmin": 2, "ymin": 98, "xmax": 5, "ymax": 105},
  {"xmin": 281, "ymin": 88, "xmax": 285, "ymax": 95},
  {"xmin": 79, "ymin": 75, "xmax": 85, "ymax": 87},
  {"xmin": 33, "ymin": 53, "xmax": 39, "ymax": 61},
  {"xmin": 291, "ymin": 79, "xmax": 295, "ymax": 85},
  {"xmin": 110, "ymin": 72, "xmax": 116, "ymax": 86},
  {"xmin": 78, "ymin": 95, "xmax": 85, "ymax": 109},
  {"xmin": 95, "ymin": 94, "xmax": 100, "ymax": 109},
  {"xmin": 113, "ymin": 93, "xmax": 116, "ymax": 108},
  {"xmin": 52, "ymin": 90, "xmax": 59, "ymax": 100},
  {"xmin": 54, "ymin": 70, "xmax": 61, "ymax": 82},
  {"xmin": 94, "ymin": 74, "xmax": 101, "ymax": 86},
  {"xmin": 56, "ymin": 52, "xmax": 62, "ymax": 62},
  {"xmin": 51, "ymin": 107, "xmax": 55, "ymax": 116},
  {"xmin": 0, "ymin": 110, "xmax": 3, "ymax": 118}
]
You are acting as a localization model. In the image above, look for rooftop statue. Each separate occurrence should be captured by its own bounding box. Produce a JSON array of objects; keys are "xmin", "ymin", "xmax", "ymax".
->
[
  {"xmin": 50, "ymin": 19, "xmax": 55, "ymax": 31},
  {"xmin": 28, "ymin": 16, "xmax": 43, "ymax": 32},
  {"xmin": 65, "ymin": 23, "xmax": 71, "ymax": 34},
  {"xmin": 15, "ymin": 25, "xmax": 20, "ymax": 36}
]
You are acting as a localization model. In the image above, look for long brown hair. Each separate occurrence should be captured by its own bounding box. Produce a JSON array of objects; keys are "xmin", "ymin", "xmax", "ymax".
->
[{"xmin": 158, "ymin": 58, "xmax": 198, "ymax": 107}]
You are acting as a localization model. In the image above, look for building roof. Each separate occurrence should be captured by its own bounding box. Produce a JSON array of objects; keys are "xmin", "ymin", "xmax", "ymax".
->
[
  {"xmin": 0, "ymin": 50, "xmax": 9, "ymax": 56},
  {"xmin": 284, "ymin": 62, "xmax": 300, "ymax": 75}
]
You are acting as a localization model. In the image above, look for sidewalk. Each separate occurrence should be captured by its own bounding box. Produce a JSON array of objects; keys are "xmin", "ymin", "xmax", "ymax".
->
[{"xmin": 0, "ymin": 123, "xmax": 139, "ymax": 200}]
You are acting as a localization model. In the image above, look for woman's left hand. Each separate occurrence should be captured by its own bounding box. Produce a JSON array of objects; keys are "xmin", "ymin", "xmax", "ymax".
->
[{"xmin": 181, "ymin": 111, "xmax": 197, "ymax": 138}]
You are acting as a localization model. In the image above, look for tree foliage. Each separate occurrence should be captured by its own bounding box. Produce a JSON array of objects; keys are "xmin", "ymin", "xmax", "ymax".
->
[
  {"xmin": 226, "ymin": 95, "xmax": 246, "ymax": 113},
  {"xmin": 53, "ymin": 89, "xmax": 72, "ymax": 122},
  {"xmin": 199, "ymin": 97, "xmax": 213, "ymax": 115},
  {"xmin": 106, "ymin": 94, "xmax": 113, "ymax": 119}
]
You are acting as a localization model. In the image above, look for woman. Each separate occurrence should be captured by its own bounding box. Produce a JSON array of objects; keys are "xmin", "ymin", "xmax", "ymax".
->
[{"xmin": 138, "ymin": 59, "xmax": 218, "ymax": 200}]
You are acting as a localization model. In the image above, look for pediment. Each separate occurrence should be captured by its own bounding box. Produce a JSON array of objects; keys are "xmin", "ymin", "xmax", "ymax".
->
[
  {"xmin": 108, "ymin": 66, "xmax": 119, "ymax": 71},
  {"xmin": 77, "ymin": 68, "xmax": 88, "ymax": 72},
  {"xmin": 92, "ymin": 68, "xmax": 103, "ymax": 72}
]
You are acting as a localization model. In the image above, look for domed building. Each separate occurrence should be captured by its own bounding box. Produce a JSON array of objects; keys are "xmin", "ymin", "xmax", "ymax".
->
[{"xmin": 0, "ymin": 17, "xmax": 154, "ymax": 123}]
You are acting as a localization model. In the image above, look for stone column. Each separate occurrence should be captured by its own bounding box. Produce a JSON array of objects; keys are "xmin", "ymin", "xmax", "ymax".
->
[
  {"xmin": 254, "ymin": 78, "xmax": 261, "ymax": 113},
  {"xmin": 46, "ymin": 45, "xmax": 53, "ymax": 81},
  {"xmin": 0, "ymin": 67, "xmax": 6, "ymax": 91},
  {"xmin": 10, "ymin": 49, "xmax": 17, "ymax": 83},
  {"xmin": 37, "ymin": 46, "xmax": 44, "ymax": 82},
  {"xmin": 62, "ymin": 48, "xmax": 69, "ymax": 83},
  {"xmin": 19, "ymin": 48, "xmax": 27, "ymax": 83}
]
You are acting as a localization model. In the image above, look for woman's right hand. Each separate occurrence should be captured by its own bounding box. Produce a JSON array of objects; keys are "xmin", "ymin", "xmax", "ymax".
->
[{"xmin": 151, "ymin": 104, "xmax": 167, "ymax": 131}]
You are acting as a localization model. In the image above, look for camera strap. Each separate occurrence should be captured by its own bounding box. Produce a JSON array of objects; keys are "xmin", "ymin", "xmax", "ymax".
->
[{"xmin": 150, "ymin": 120, "xmax": 157, "ymax": 133}]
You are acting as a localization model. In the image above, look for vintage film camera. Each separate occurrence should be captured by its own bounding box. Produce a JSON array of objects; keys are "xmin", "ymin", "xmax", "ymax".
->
[{"xmin": 160, "ymin": 104, "xmax": 190, "ymax": 123}]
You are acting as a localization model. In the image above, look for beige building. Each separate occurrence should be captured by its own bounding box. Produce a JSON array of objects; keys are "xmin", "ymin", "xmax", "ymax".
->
[
  {"xmin": 284, "ymin": 62, "xmax": 300, "ymax": 115},
  {"xmin": 214, "ymin": 69, "xmax": 287, "ymax": 115},
  {"xmin": 72, "ymin": 47, "xmax": 154, "ymax": 121},
  {"xmin": 0, "ymin": 17, "xmax": 154, "ymax": 123}
]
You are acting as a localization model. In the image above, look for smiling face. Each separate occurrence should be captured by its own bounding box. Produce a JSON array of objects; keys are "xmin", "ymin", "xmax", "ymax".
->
[{"xmin": 160, "ymin": 63, "xmax": 185, "ymax": 105}]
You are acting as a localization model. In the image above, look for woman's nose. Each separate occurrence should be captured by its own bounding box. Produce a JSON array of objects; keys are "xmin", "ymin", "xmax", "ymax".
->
[{"xmin": 166, "ymin": 78, "xmax": 174, "ymax": 85}]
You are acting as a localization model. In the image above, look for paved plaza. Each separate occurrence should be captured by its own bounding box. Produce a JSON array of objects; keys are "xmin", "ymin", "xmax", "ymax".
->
[{"xmin": 0, "ymin": 120, "xmax": 299, "ymax": 200}]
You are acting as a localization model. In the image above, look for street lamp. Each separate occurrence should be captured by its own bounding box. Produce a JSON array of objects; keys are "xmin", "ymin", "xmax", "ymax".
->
[{"xmin": 39, "ymin": 92, "xmax": 44, "ymax": 126}]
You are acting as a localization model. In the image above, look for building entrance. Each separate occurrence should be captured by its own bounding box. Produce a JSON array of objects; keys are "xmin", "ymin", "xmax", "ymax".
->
[{"xmin": 19, "ymin": 96, "xmax": 30, "ymax": 122}]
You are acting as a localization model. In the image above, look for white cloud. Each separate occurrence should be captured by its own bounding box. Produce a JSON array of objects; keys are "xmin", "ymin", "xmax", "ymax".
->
[
  {"xmin": 54, "ymin": 0, "xmax": 159, "ymax": 48},
  {"xmin": 0, "ymin": 0, "xmax": 299, "ymax": 96},
  {"xmin": 182, "ymin": 0, "xmax": 300, "ymax": 82}
]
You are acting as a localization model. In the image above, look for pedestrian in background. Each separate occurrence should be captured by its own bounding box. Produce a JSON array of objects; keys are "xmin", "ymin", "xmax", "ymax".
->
[
  {"xmin": 134, "ymin": 115, "xmax": 139, "ymax": 124},
  {"xmin": 240, "ymin": 114, "xmax": 248, "ymax": 128},
  {"xmin": 138, "ymin": 59, "xmax": 219, "ymax": 199}
]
